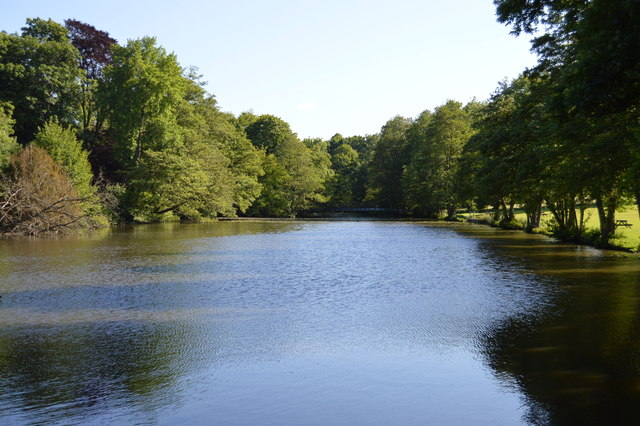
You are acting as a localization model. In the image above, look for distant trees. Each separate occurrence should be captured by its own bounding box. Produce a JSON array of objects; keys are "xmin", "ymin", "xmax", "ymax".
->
[
  {"xmin": 1, "ymin": 8, "xmax": 637, "ymax": 246},
  {"xmin": 245, "ymin": 115, "xmax": 330, "ymax": 217},
  {"xmin": 403, "ymin": 102, "xmax": 474, "ymax": 218},
  {"xmin": 366, "ymin": 116, "xmax": 413, "ymax": 208}
]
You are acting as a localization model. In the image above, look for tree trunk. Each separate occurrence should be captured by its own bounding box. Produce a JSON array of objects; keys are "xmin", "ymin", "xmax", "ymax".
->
[{"xmin": 596, "ymin": 195, "xmax": 617, "ymax": 245}]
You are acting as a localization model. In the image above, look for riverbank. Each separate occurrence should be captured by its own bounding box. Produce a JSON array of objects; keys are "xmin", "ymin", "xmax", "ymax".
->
[{"xmin": 461, "ymin": 206, "xmax": 640, "ymax": 253}]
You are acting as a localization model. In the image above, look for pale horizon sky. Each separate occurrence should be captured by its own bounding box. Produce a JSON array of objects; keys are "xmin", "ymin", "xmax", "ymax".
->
[{"xmin": 1, "ymin": 0, "xmax": 537, "ymax": 139}]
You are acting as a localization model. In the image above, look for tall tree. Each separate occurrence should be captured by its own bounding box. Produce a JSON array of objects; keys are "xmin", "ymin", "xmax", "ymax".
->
[
  {"xmin": 0, "ymin": 18, "xmax": 82, "ymax": 143},
  {"xmin": 495, "ymin": 0, "xmax": 640, "ymax": 244},
  {"xmin": 65, "ymin": 19, "xmax": 117, "ymax": 132},
  {"xmin": 366, "ymin": 116, "xmax": 413, "ymax": 208},
  {"xmin": 403, "ymin": 101, "xmax": 474, "ymax": 218},
  {"xmin": 97, "ymin": 37, "xmax": 186, "ymax": 170},
  {"xmin": 245, "ymin": 115, "xmax": 328, "ymax": 217}
]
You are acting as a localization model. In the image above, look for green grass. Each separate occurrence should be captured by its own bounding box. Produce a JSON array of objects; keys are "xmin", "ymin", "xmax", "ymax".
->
[{"xmin": 462, "ymin": 205, "xmax": 640, "ymax": 250}]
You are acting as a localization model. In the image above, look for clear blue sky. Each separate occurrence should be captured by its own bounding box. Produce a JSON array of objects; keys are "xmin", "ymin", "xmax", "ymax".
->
[{"xmin": 1, "ymin": 0, "xmax": 536, "ymax": 139}]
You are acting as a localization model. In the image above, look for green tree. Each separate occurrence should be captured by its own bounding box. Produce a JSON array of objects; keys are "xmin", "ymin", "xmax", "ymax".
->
[
  {"xmin": 245, "ymin": 115, "xmax": 328, "ymax": 217},
  {"xmin": 327, "ymin": 143, "xmax": 360, "ymax": 207},
  {"xmin": 0, "ymin": 103, "xmax": 19, "ymax": 171},
  {"xmin": 0, "ymin": 18, "xmax": 82, "ymax": 143},
  {"xmin": 366, "ymin": 116, "xmax": 413, "ymax": 208},
  {"xmin": 97, "ymin": 36, "xmax": 186, "ymax": 170},
  {"xmin": 495, "ymin": 0, "xmax": 639, "ymax": 244},
  {"xmin": 33, "ymin": 121, "xmax": 94, "ymax": 199},
  {"xmin": 403, "ymin": 101, "xmax": 474, "ymax": 218},
  {"xmin": 175, "ymin": 83, "xmax": 264, "ymax": 216},
  {"xmin": 245, "ymin": 114, "xmax": 294, "ymax": 154}
]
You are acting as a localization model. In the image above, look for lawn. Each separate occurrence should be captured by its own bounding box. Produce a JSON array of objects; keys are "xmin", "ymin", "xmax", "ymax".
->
[{"xmin": 464, "ymin": 205, "xmax": 640, "ymax": 250}]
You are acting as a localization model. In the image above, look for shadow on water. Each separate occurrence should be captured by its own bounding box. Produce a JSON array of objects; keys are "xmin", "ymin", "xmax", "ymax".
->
[{"xmin": 453, "ymin": 225, "xmax": 640, "ymax": 425}]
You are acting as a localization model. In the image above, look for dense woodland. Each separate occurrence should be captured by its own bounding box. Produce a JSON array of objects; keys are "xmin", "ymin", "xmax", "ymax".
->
[{"xmin": 0, "ymin": 0, "xmax": 638, "ymax": 247}]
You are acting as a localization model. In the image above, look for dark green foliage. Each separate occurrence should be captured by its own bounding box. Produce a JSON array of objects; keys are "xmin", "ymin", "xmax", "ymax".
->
[
  {"xmin": 0, "ymin": 18, "xmax": 82, "ymax": 143},
  {"xmin": 403, "ymin": 102, "xmax": 474, "ymax": 218},
  {"xmin": 245, "ymin": 115, "xmax": 294, "ymax": 154},
  {"xmin": 366, "ymin": 116, "xmax": 413, "ymax": 208},
  {"xmin": 245, "ymin": 115, "xmax": 330, "ymax": 217}
]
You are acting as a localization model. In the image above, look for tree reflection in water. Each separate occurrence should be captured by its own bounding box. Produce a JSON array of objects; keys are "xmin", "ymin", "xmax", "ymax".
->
[{"xmin": 475, "ymin": 232, "xmax": 640, "ymax": 425}]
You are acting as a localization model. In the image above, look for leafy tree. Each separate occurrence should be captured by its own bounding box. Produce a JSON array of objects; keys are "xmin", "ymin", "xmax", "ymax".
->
[
  {"xmin": 495, "ymin": 0, "xmax": 640, "ymax": 244},
  {"xmin": 403, "ymin": 101, "xmax": 474, "ymax": 218},
  {"xmin": 0, "ymin": 103, "xmax": 19, "ymax": 171},
  {"xmin": 245, "ymin": 115, "xmax": 329, "ymax": 217},
  {"xmin": 122, "ymin": 144, "xmax": 236, "ymax": 222},
  {"xmin": 0, "ymin": 18, "xmax": 82, "ymax": 143},
  {"xmin": 174, "ymin": 82, "xmax": 264, "ymax": 216},
  {"xmin": 97, "ymin": 37, "xmax": 186, "ymax": 170},
  {"xmin": 33, "ymin": 121, "xmax": 94, "ymax": 199},
  {"xmin": 327, "ymin": 143, "xmax": 360, "ymax": 207},
  {"xmin": 245, "ymin": 114, "xmax": 294, "ymax": 154},
  {"xmin": 65, "ymin": 19, "xmax": 117, "ymax": 132},
  {"xmin": 366, "ymin": 116, "xmax": 413, "ymax": 208}
]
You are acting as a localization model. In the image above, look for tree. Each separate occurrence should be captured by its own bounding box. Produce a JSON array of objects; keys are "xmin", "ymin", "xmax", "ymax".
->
[
  {"xmin": 33, "ymin": 121, "xmax": 94, "ymax": 199},
  {"xmin": 172, "ymin": 83, "xmax": 264, "ymax": 217},
  {"xmin": 0, "ymin": 103, "xmax": 19, "ymax": 171},
  {"xmin": 245, "ymin": 115, "xmax": 329, "ymax": 217},
  {"xmin": 327, "ymin": 143, "xmax": 360, "ymax": 207},
  {"xmin": 0, "ymin": 18, "xmax": 82, "ymax": 143},
  {"xmin": 122, "ymin": 143, "xmax": 236, "ymax": 221},
  {"xmin": 366, "ymin": 116, "xmax": 413, "ymax": 208},
  {"xmin": 495, "ymin": 0, "xmax": 640, "ymax": 244},
  {"xmin": 97, "ymin": 37, "xmax": 186, "ymax": 170},
  {"xmin": 245, "ymin": 114, "xmax": 294, "ymax": 154},
  {"xmin": 403, "ymin": 101, "xmax": 474, "ymax": 218},
  {"xmin": 65, "ymin": 19, "xmax": 117, "ymax": 132},
  {"xmin": 0, "ymin": 146, "xmax": 87, "ymax": 236}
]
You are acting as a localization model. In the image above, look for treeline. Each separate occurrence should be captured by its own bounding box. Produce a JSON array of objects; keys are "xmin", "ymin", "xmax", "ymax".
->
[
  {"xmin": 0, "ymin": 18, "xmax": 334, "ymax": 235},
  {"xmin": 459, "ymin": 0, "xmax": 640, "ymax": 247},
  {"xmin": 1, "ymin": 0, "xmax": 639, "ymax": 247}
]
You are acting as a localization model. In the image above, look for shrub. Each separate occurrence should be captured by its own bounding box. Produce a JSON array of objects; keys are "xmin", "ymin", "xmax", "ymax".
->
[{"xmin": 0, "ymin": 146, "xmax": 88, "ymax": 236}]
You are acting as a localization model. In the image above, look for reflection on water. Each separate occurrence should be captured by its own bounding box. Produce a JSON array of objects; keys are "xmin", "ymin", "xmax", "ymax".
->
[
  {"xmin": 454, "ymin": 225, "xmax": 640, "ymax": 425},
  {"xmin": 0, "ymin": 221, "xmax": 639, "ymax": 424}
]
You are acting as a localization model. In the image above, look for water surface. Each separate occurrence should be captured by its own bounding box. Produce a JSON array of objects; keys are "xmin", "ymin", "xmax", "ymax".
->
[{"xmin": 1, "ymin": 221, "xmax": 639, "ymax": 424}]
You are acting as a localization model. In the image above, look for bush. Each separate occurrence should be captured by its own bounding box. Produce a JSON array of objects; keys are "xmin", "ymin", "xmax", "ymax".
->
[{"xmin": 0, "ymin": 146, "xmax": 88, "ymax": 236}]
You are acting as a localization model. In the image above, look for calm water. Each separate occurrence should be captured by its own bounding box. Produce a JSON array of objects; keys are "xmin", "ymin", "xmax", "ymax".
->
[{"xmin": 1, "ymin": 221, "xmax": 639, "ymax": 425}]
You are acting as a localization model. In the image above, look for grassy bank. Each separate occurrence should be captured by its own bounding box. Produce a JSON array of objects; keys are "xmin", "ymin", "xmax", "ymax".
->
[{"xmin": 462, "ymin": 205, "xmax": 640, "ymax": 251}]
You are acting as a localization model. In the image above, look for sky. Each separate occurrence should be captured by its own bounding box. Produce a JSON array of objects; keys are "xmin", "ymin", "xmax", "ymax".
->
[{"xmin": 1, "ymin": 0, "xmax": 538, "ymax": 140}]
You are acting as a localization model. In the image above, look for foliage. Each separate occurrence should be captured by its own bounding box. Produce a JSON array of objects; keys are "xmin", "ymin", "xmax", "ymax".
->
[
  {"xmin": 494, "ymin": 0, "xmax": 640, "ymax": 244},
  {"xmin": 0, "ymin": 103, "xmax": 19, "ymax": 171},
  {"xmin": 0, "ymin": 146, "xmax": 87, "ymax": 236},
  {"xmin": 33, "ymin": 121, "xmax": 94, "ymax": 198},
  {"xmin": 0, "ymin": 18, "xmax": 82, "ymax": 143},
  {"xmin": 403, "ymin": 102, "xmax": 475, "ymax": 218},
  {"xmin": 245, "ymin": 114, "xmax": 294, "ymax": 154},
  {"xmin": 244, "ymin": 115, "xmax": 329, "ymax": 217},
  {"xmin": 97, "ymin": 36, "xmax": 186, "ymax": 170},
  {"xmin": 65, "ymin": 19, "xmax": 117, "ymax": 132},
  {"xmin": 366, "ymin": 116, "xmax": 413, "ymax": 208}
]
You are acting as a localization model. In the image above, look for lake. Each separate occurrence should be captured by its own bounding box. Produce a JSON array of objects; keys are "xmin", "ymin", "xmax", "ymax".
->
[{"xmin": 1, "ymin": 220, "xmax": 639, "ymax": 425}]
